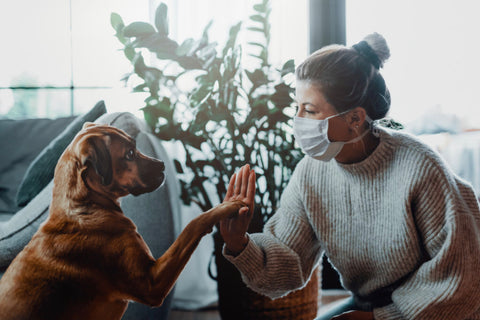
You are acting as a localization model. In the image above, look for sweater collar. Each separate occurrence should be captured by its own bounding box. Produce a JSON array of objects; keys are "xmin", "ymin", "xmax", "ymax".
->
[{"xmin": 333, "ymin": 126, "xmax": 395, "ymax": 175}]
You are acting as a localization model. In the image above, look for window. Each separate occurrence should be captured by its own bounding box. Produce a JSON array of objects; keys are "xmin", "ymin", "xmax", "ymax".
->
[
  {"xmin": 0, "ymin": 0, "xmax": 308, "ymax": 120},
  {"xmin": 0, "ymin": 0, "xmax": 151, "ymax": 119},
  {"xmin": 346, "ymin": 0, "xmax": 480, "ymax": 130},
  {"xmin": 157, "ymin": 0, "xmax": 308, "ymax": 69}
]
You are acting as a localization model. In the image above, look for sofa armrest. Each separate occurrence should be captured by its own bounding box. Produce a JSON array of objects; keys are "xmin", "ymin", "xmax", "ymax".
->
[{"xmin": 0, "ymin": 180, "xmax": 53, "ymax": 268}]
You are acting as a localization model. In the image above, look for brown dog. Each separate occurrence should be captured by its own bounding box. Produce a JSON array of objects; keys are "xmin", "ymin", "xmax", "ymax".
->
[{"xmin": 0, "ymin": 123, "xmax": 244, "ymax": 320}]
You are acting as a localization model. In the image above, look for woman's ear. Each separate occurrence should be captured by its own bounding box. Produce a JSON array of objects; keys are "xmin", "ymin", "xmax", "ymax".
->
[{"xmin": 348, "ymin": 107, "xmax": 367, "ymax": 130}]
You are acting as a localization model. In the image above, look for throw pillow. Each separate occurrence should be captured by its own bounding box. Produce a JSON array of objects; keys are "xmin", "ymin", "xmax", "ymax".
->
[
  {"xmin": 15, "ymin": 101, "xmax": 107, "ymax": 207},
  {"xmin": 0, "ymin": 116, "xmax": 76, "ymax": 214}
]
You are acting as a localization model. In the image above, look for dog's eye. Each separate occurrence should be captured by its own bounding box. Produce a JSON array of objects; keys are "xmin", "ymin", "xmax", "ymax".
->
[{"xmin": 125, "ymin": 149, "xmax": 135, "ymax": 161}]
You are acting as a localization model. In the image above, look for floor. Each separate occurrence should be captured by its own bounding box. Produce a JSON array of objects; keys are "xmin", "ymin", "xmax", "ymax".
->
[{"xmin": 168, "ymin": 290, "xmax": 350, "ymax": 320}]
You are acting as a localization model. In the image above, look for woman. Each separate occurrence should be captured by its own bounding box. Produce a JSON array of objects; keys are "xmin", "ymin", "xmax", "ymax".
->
[{"xmin": 220, "ymin": 33, "xmax": 480, "ymax": 320}]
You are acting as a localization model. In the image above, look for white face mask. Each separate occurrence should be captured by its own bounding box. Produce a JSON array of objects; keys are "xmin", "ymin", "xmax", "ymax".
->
[{"xmin": 293, "ymin": 113, "xmax": 370, "ymax": 161}]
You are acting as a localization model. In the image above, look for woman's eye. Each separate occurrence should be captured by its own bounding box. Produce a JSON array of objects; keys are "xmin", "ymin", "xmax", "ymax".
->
[
  {"xmin": 125, "ymin": 149, "xmax": 135, "ymax": 161},
  {"xmin": 304, "ymin": 109, "xmax": 315, "ymax": 114}
]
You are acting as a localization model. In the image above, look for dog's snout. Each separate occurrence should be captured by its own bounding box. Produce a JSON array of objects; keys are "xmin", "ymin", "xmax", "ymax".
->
[
  {"xmin": 148, "ymin": 158, "xmax": 165, "ymax": 173},
  {"xmin": 156, "ymin": 159, "xmax": 165, "ymax": 172}
]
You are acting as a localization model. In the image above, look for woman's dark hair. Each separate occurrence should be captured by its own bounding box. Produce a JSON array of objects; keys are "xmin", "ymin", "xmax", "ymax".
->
[{"xmin": 296, "ymin": 33, "xmax": 391, "ymax": 120}]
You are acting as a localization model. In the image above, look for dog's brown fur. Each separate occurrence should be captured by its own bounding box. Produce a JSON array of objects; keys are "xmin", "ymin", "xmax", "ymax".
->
[{"xmin": 0, "ymin": 123, "xmax": 244, "ymax": 320}]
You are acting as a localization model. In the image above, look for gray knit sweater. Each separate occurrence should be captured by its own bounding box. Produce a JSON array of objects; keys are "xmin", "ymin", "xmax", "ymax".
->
[{"xmin": 224, "ymin": 127, "xmax": 480, "ymax": 320}]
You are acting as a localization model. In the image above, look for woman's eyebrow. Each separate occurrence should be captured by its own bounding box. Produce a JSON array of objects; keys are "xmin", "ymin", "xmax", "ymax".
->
[{"xmin": 302, "ymin": 101, "xmax": 319, "ymax": 108}]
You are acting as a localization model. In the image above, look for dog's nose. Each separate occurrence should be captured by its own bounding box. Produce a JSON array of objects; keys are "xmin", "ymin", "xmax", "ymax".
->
[
  {"xmin": 145, "ymin": 155, "xmax": 165, "ymax": 171},
  {"xmin": 158, "ymin": 160, "xmax": 165, "ymax": 172}
]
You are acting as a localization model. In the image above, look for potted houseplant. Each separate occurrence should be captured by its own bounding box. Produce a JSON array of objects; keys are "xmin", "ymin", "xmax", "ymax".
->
[{"xmin": 111, "ymin": 1, "xmax": 319, "ymax": 318}]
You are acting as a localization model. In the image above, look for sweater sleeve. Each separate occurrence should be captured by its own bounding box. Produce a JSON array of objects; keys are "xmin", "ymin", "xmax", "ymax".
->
[
  {"xmin": 375, "ymin": 160, "xmax": 480, "ymax": 319},
  {"xmin": 223, "ymin": 159, "xmax": 323, "ymax": 299}
]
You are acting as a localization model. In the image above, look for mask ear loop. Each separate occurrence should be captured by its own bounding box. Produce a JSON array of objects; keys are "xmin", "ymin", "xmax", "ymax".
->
[{"xmin": 365, "ymin": 115, "xmax": 381, "ymax": 138}]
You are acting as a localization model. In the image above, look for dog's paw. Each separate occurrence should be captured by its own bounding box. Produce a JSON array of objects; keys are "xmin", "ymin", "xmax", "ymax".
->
[
  {"xmin": 211, "ymin": 200, "xmax": 246, "ymax": 219},
  {"xmin": 197, "ymin": 200, "xmax": 246, "ymax": 228},
  {"xmin": 190, "ymin": 201, "xmax": 247, "ymax": 235}
]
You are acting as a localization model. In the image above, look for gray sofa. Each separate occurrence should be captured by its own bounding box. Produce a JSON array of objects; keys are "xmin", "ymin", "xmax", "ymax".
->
[{"xmin": 0, "ymin": 110, "xmax": 181, "ymax": 319}]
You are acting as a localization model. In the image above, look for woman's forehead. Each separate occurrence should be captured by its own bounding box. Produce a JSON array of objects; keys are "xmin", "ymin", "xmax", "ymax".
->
[{"xmin": 295, "ymin": 81, "xmax": 325, "ymax": 101}]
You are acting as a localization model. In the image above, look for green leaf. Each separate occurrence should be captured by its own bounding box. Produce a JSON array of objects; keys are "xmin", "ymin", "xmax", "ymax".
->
[
  {"xmin": 191, "ymin": 110, "xmax": 208, "ymax": 133},
  {"xmin": 132, "ymin": 53, "xmax": 147, "ymax": 77},
  {"xmin": 247, "ymin": 27, "xmax": 264, "ymax": 33},
  {"xmin": 180, "ymin": 130, "xmax": 207, "ymax": 150},
  {"xmin": 250, "ymin": 14, "xmax": 265, "ymax": 23},
  {"xmin": 133, "ymin": 83, "xmax": 147, "ymax": 92},
  {"xmin": 248, "ymin": 52, "xmax": 268, "ymax": 64},
  {"xmin": 191, "ymin": 85, "xmax": 213, "ymax": 105},
  {"xmin": 200, "ymin": 20, "xmax": 213, "ymax": 47},
  {"xmin": 176, "ymin": 56, "xmax": 203, "ymax": 70},
  {"xmin": 132, "ymin": 34, "xmax": 178, "ymax": 57},
  {"xmin": 271, "ymin": 82, "xmax": 294, "ymax": 108},
  {"xmin": 123, "ymin": 22, "xmax": 156, "ymax": 37},
  {"xmin": 176, "ymin": 38, "xmax": 195, "ymax": 56},
  {"xmin": 155, "ymin": 3, "xmax": 169, "ymax": 36},
  {"xmin": 120, "ymin": 72, "xmax": 132, "ymax": 83},
  {"xmin": 111, "ymin": 13, "xmax": 127, "ymax": 44},
  {"xmin": 187, "ymin": 39, "xmax": 205, "ymax": 56},
  {"xmin": 197, "ymin": 42, "xmax": 217, "ymax": 60},
  {"xmin": 143, "ymin": 109, "xmax": 158, "ymax": 129},
  {"xmin": 248, "ymin": 41, "xmax": 265, "ymax": 49},
  {"xmin": 156, "ymin": 124, "xmax": 177, "ymax": 141},
  {"xmin": 124, "ymin": 45, "xmax": 135, "ymax": 61},
  {"xmin": 268, "ymin": 113, "xmax": 290, "ymax": 126},
  {"xmin": 246, "ymin": 69, "xmax": 268, "ymax": 92},
  {"xmin": 110, "ymin": 13, "xmax": 124, "ymax": 32},
  {"xmin": 281, "ymin": 59, "xmax": 295, "ymax": 76},
  {"xmin": 223, "ymin": 22, "xmax": 242, "ymax": 56},
  {"xmin": 223, "ymin": 46, "xmax": 241, "ymax": 79},
  {"xmin": 142, "ymin": 97, "xmax": 173, "ymax": 121},
  {"xmin": 253, "ymin": 3, "xmax": 266, "ymax": 12}
]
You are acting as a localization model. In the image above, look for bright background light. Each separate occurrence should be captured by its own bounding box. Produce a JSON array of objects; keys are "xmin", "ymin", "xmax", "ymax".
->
[
  {"xmin": 0, "ymin": 0, "xmax": 308, "ymax": 119},
  {"xmin": 2, "ymin": 0, "xmax": 480, "ymax": 131},
  {"xmin": 346, "ymin": 0, "xmax": 480, "ymax": 130}
]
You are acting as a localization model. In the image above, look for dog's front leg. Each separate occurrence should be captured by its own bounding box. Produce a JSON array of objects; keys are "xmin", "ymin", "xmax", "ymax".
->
[{"xmin": 135, "ymin": 200, "xmax": 246, "ymax": 306}]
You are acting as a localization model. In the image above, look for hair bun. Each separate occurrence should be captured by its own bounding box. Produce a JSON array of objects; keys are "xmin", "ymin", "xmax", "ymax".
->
[{"xmin": 363, "ymin": 33, "xmax": 390, "ymax": 67}]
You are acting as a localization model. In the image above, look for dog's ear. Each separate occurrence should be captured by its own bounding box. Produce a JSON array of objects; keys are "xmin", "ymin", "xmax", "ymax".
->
[
  {"xmin": 82, "ymin": 122, "xmax": 97, "ymax": 130},
  {"xmin": 81, "ymin": 136, "xmax": 113, "ymax": 186}
]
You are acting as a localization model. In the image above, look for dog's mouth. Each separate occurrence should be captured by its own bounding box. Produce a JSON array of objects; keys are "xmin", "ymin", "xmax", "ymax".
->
[
  {"xmin": 129, "ymin": 158, "xmax": 166, "ymax": 196},
  {"xmin": 128, "ymin": 174, "xmax": 165, "ymax": 196}
]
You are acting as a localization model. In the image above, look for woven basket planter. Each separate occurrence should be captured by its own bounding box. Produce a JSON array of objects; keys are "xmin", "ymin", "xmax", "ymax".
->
[{"xmin": 212, "ymin": 230, "xmax": 320, "ymax": 320}]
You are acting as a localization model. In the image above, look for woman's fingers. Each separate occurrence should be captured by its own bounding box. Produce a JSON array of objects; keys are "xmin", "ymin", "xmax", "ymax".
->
[
  {"xmin": 240, "ymin": 164, "xmax": 250, "ymax": 196},
  {"xmin": 224, "ymin": 173, "xmax": 236, "ymax": 201},
  {"xmin": 234, "ymin": 166, "xmax": 244, "ymax": 196},
  {"xmin": 247, "ymin": 170, "xmax": 256, "ymax": 202},
  {"xmin": 238, "ymin": 206, "xmax": 249, "ymax": 215}
]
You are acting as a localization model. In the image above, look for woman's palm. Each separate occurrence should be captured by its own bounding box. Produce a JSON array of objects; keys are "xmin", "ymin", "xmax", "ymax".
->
[{"xmin": 220, "ymin": 165, "xmax": 256, "ymax": 253}]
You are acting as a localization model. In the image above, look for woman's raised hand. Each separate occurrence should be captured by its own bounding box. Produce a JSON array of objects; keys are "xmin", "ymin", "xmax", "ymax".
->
[{"xmin": 220, "ymin": 164, "xmax": 256, "ymax": 255}]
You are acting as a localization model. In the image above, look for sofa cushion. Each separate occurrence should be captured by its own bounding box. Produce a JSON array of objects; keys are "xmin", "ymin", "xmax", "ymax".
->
[
  {"xmin": 0, "ymin": 116, "xmax": 76, "ymax": 215},
  {"xmin": 0, "ymin": 180, "xmax": 53, "ymax": 268},
  {"xmin": 94, "ymin": 112, "xmax": 149, "ymax": 138},
  {"xmin": 15, "ymin": 101, "xmax": 107, "ymax": 207}
]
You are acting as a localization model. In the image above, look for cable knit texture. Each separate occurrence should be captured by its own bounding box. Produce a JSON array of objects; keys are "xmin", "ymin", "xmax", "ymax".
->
[{"xmin": 224, "ymin": 127, "xmax": 480, "ymax": 320}]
